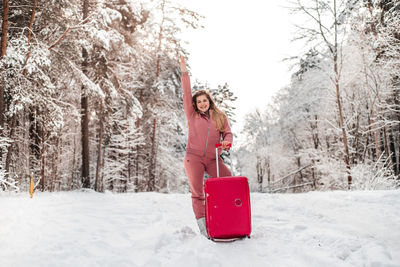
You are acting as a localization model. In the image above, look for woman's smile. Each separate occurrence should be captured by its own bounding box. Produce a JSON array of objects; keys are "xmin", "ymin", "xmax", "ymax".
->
[{"xmin": 196, "ymin": 95, "xmax": 210, "ymax": 112}]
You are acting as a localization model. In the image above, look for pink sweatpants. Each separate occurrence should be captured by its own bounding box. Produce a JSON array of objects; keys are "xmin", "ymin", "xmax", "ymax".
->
[{"xmin": 184, "ymin": 153, "xmax": 232, "ymax": 219}]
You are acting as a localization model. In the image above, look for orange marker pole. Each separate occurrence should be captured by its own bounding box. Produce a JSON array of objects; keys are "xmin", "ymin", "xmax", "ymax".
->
[{"xmin": 30, "ymin": 173, "xmax": 34, "ymax": 198}]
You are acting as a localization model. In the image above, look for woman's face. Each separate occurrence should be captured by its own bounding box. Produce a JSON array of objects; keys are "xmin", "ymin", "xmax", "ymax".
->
[{"xmin": 196, "ymin": 94, "xmax": 210, "ymax": 113}]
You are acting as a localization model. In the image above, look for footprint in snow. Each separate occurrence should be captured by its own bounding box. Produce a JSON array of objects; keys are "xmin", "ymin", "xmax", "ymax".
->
[
  {"xmin": 294, "ymin": 225, "xmax": 308, "ymax": 231},
  {"xmin": 174, "ymin": 226, "xmax": 196, "ymax": 241}
]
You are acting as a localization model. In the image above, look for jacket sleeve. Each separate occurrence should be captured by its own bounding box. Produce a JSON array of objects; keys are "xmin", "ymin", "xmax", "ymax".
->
[
  {"xmin": 222, "ymin": 117, "xmax": 233, "ymax": 144},
  {"xmin": 181, "ymin": 72, "xmax": 194, "ymax": 119}
]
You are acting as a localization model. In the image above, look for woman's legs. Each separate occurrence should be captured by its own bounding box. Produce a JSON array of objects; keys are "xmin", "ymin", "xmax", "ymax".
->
[
  {"xmin": 206, "ymin": 156, "xmax": 232, "ymax": 178},
  {"xmin": 184, "ymin": 154, "xmax": 206, "ymax": 219},
  {"xmin": 184, "ymin": 154, "xmax": 232, "ymax": 220}
]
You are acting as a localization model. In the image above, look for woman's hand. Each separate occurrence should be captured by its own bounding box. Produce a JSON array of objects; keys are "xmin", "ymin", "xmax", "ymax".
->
[
  {"xmin": 179, "ymin": 56, "xmax": 188, "ymax": 73},
  {"xmin": 221, "ymin": 141, "xmax": 231, "ymax": 151}
]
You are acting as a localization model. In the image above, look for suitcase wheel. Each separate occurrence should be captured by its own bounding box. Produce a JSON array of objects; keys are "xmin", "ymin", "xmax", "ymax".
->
[{"xmin": 247, "ymin": 235, "xmax": 251, "ymax": 239}]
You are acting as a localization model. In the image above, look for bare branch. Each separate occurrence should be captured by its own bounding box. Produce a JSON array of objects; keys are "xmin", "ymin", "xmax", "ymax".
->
[
  {"xmin": 48, "ymin": 16, "xmax": 92, "ymax": 50},
  {"xmin": 315, "ymin": 0, "xmax": 334, "ymax": 54}
]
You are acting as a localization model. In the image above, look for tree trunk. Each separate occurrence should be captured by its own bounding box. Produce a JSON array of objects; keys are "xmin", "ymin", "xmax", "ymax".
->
[
  {"xmin": 325, "ymin": 135, "xmax": 330, "ymax": 151},
  {"xmin": 147, "ymin": 0, "xmax": 166, "ymax": 192},
  {"xmin": 363, "ymin": 118, "xmax": 371, "ymax": 162},
  {"xmin": 353, "ymin": 105, "xmax": 361, "ymax": 164},
  {"xmin": 81, "ymin": 0, "xmax": 90, "ymax": 188},
  {"xmin": 70, "ymin": 133, "xmax": 77, "ymax": 190},
  {"xmin": 4, "ymin": 116, "xmax": 16, "ymax": 178},
  {"xmin": 22, "ymin": 0, "xmax": 37, "ymax": 76},
  {"xmin": 40, "ymin": 129, "xmax": 45, "ymax": 191},
  {"xmin": 95, "ymin": 102, "xmax": 103, "ymax": 192},
  {"xmin": 100, "ymin": 142, "xmax": 105, "ymax": 192},
  {"xmin": 266, "ymin": 158, "xmax": 271, "ymax": 192},
  {"xmin": 4, "ymin": 0, "xmax": 38, "ymax": 182},
  {"xmin": 256, "ymin": 156, "xmax": 264, "ymax": 192},
  {"xmin": 135, "ymin": 89, "xmax": 143, "ymax": 192},
  {"xmin": 383, "ymin": 126, "xmax": 390, "ymax": 158},
  {"xmin": 135, "ymin": 140, "xmax": 140, "ymax": 192},
  {"xmin": 310, "ymin": 115, "xmax": 319, "ymax": 149},
  {"xmin": 0, "ymin": 0, "xmax": 10, "ymax": 129},
  {"xmin": 81, "ymin": 89, "xmax": 90, "ymax": 187},
  {"xmin": 393, "ymin": 129, "xmax": 400, "ymax": 176},
  {"xmin": 148, "ymin": 116, "xmax": 157, "ymax": 191},
  {"xmin": 155, "ymin": 0, "xmax": 165, "ymax": 78},
  {"xmin": 127, "ymin": 128, "xmax": 132, "ymax": 192},
  {"xmin": 361, "ymin": 46, "xmax": 381, "ymax": 160},
  {"xmin": 0, "ymin": 0, "xmax": 10, "ymax": 167},
  {"xmin": 311, "ymin": 159, "xmax": 316, "ymax": 190},
  {"xmin": 333, "ymin": 0, "xmax": 352, "ymax": 188},
  {"xmin": 389, "ymin": 129, "xmax": 398, "ymax": 175},
  {"xmin": 56, "ymin": 138, "xmax": 63, "ymax": 191},
  {"xmin": 295, "ymin": 156, "xmax": 303, "ymax": 193},
  {"xmin": 392, "ymin": 88, "xmax": 400, "ymax": 177},
  {"xmin": 127, "ymin": 157, "xmax": 131, "ymax": 192},
  {"xmin": 50, "ymin": 135, "xmax": 60, "ymax": 192}
]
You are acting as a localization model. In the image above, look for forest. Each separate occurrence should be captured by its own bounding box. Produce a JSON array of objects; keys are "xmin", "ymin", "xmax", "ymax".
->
[{"xmin": 0, "ymin": 0, "xmax": 399, "ymax": 193}]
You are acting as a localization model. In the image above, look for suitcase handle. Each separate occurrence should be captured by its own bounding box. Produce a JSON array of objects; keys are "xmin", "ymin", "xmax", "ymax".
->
[
  {"xmin": 215, "ymin": 143, "xmax": 233, "ymax": 177},
  {"xmin": 215, "ymin": 143, "xmax": 232, "ymax": 148}
]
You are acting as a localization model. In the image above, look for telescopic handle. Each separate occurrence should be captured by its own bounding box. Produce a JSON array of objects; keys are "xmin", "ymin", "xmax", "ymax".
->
[{"xmin": 215, "ymin": 143, "xmax": 233, "ymax": 177}]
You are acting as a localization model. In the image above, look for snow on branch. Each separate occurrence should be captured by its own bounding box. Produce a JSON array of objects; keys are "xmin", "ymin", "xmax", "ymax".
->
[
  {"xmin": 0, "ymin": 169, "xmax": 20, "ymax": 193},
  {"xmin": 48, "ymin": 15, "xmax": 94, "ymax": 50},
  {"xmin": 65, "ymin": 59, "xmax": 105, "ymax": 98}
]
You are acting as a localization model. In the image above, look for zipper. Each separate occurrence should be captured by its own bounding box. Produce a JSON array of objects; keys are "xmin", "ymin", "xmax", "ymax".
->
[{"xmin": 203, "ymin": 118, "xmax": 211, "ymax": 156}]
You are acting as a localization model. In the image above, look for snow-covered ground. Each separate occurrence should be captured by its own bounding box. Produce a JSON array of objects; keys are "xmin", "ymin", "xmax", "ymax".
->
[{"xmin": 1, "ymin": 190, "xmax": 399, "ymax": 267}]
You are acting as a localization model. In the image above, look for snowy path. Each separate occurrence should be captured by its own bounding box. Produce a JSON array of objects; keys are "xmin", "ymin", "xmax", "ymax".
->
[{"xmin": 1, "ymin": 190, "xmax": 400, "ymax": 267}]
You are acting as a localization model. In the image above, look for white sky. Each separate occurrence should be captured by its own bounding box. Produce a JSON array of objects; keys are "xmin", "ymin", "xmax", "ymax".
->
[{"xmin": 176, "ymin": 0, "xmax": 303, "ymax": 131}]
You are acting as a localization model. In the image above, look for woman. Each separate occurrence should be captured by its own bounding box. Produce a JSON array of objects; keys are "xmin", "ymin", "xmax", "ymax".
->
[{"xmin": 179, "ymin": 56, "xmax": 232, "ymax": 237}]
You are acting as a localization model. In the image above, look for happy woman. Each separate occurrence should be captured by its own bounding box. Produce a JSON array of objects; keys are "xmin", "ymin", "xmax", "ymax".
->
[{"xmin": 179, "ymin": 56, "xmax": 232, "ymax": 237}]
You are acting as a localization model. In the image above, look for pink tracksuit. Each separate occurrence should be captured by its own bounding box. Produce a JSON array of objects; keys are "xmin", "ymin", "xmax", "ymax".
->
[{"xmin": 181, "ymin": 72, "xmax": 233, "ymax": 219}]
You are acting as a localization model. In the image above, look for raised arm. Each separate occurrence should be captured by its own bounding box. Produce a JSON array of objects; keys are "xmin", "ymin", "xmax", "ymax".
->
[
  {"xmin": 180, "ymin": 56, "xmax": 195, "ymax": 119},
  {"xmin": 221, "ymin": 117, "xmax": 233, "ymax": 150}
]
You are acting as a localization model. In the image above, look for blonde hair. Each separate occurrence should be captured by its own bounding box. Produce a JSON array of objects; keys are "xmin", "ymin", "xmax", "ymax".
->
[{"xmin": 192, "ymin": 90, "xmax": 227, "ymax": 132}]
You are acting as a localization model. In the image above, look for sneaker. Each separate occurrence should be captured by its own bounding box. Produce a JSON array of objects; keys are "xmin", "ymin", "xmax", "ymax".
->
[{"xmin": 196, "ymin": 217, "xmax": 208, "ymax": 238}]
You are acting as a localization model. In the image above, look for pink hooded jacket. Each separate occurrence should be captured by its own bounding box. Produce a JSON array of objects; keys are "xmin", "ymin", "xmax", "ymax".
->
[{"xmin": 181, "ymin": 72, "xmax": 233, "ymax": 159}]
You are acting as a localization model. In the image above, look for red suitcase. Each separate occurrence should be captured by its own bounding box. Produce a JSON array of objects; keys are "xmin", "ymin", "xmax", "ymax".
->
[{"xmin": 204, "ymin": 144, "xmax": 252, "ymax": 240}]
